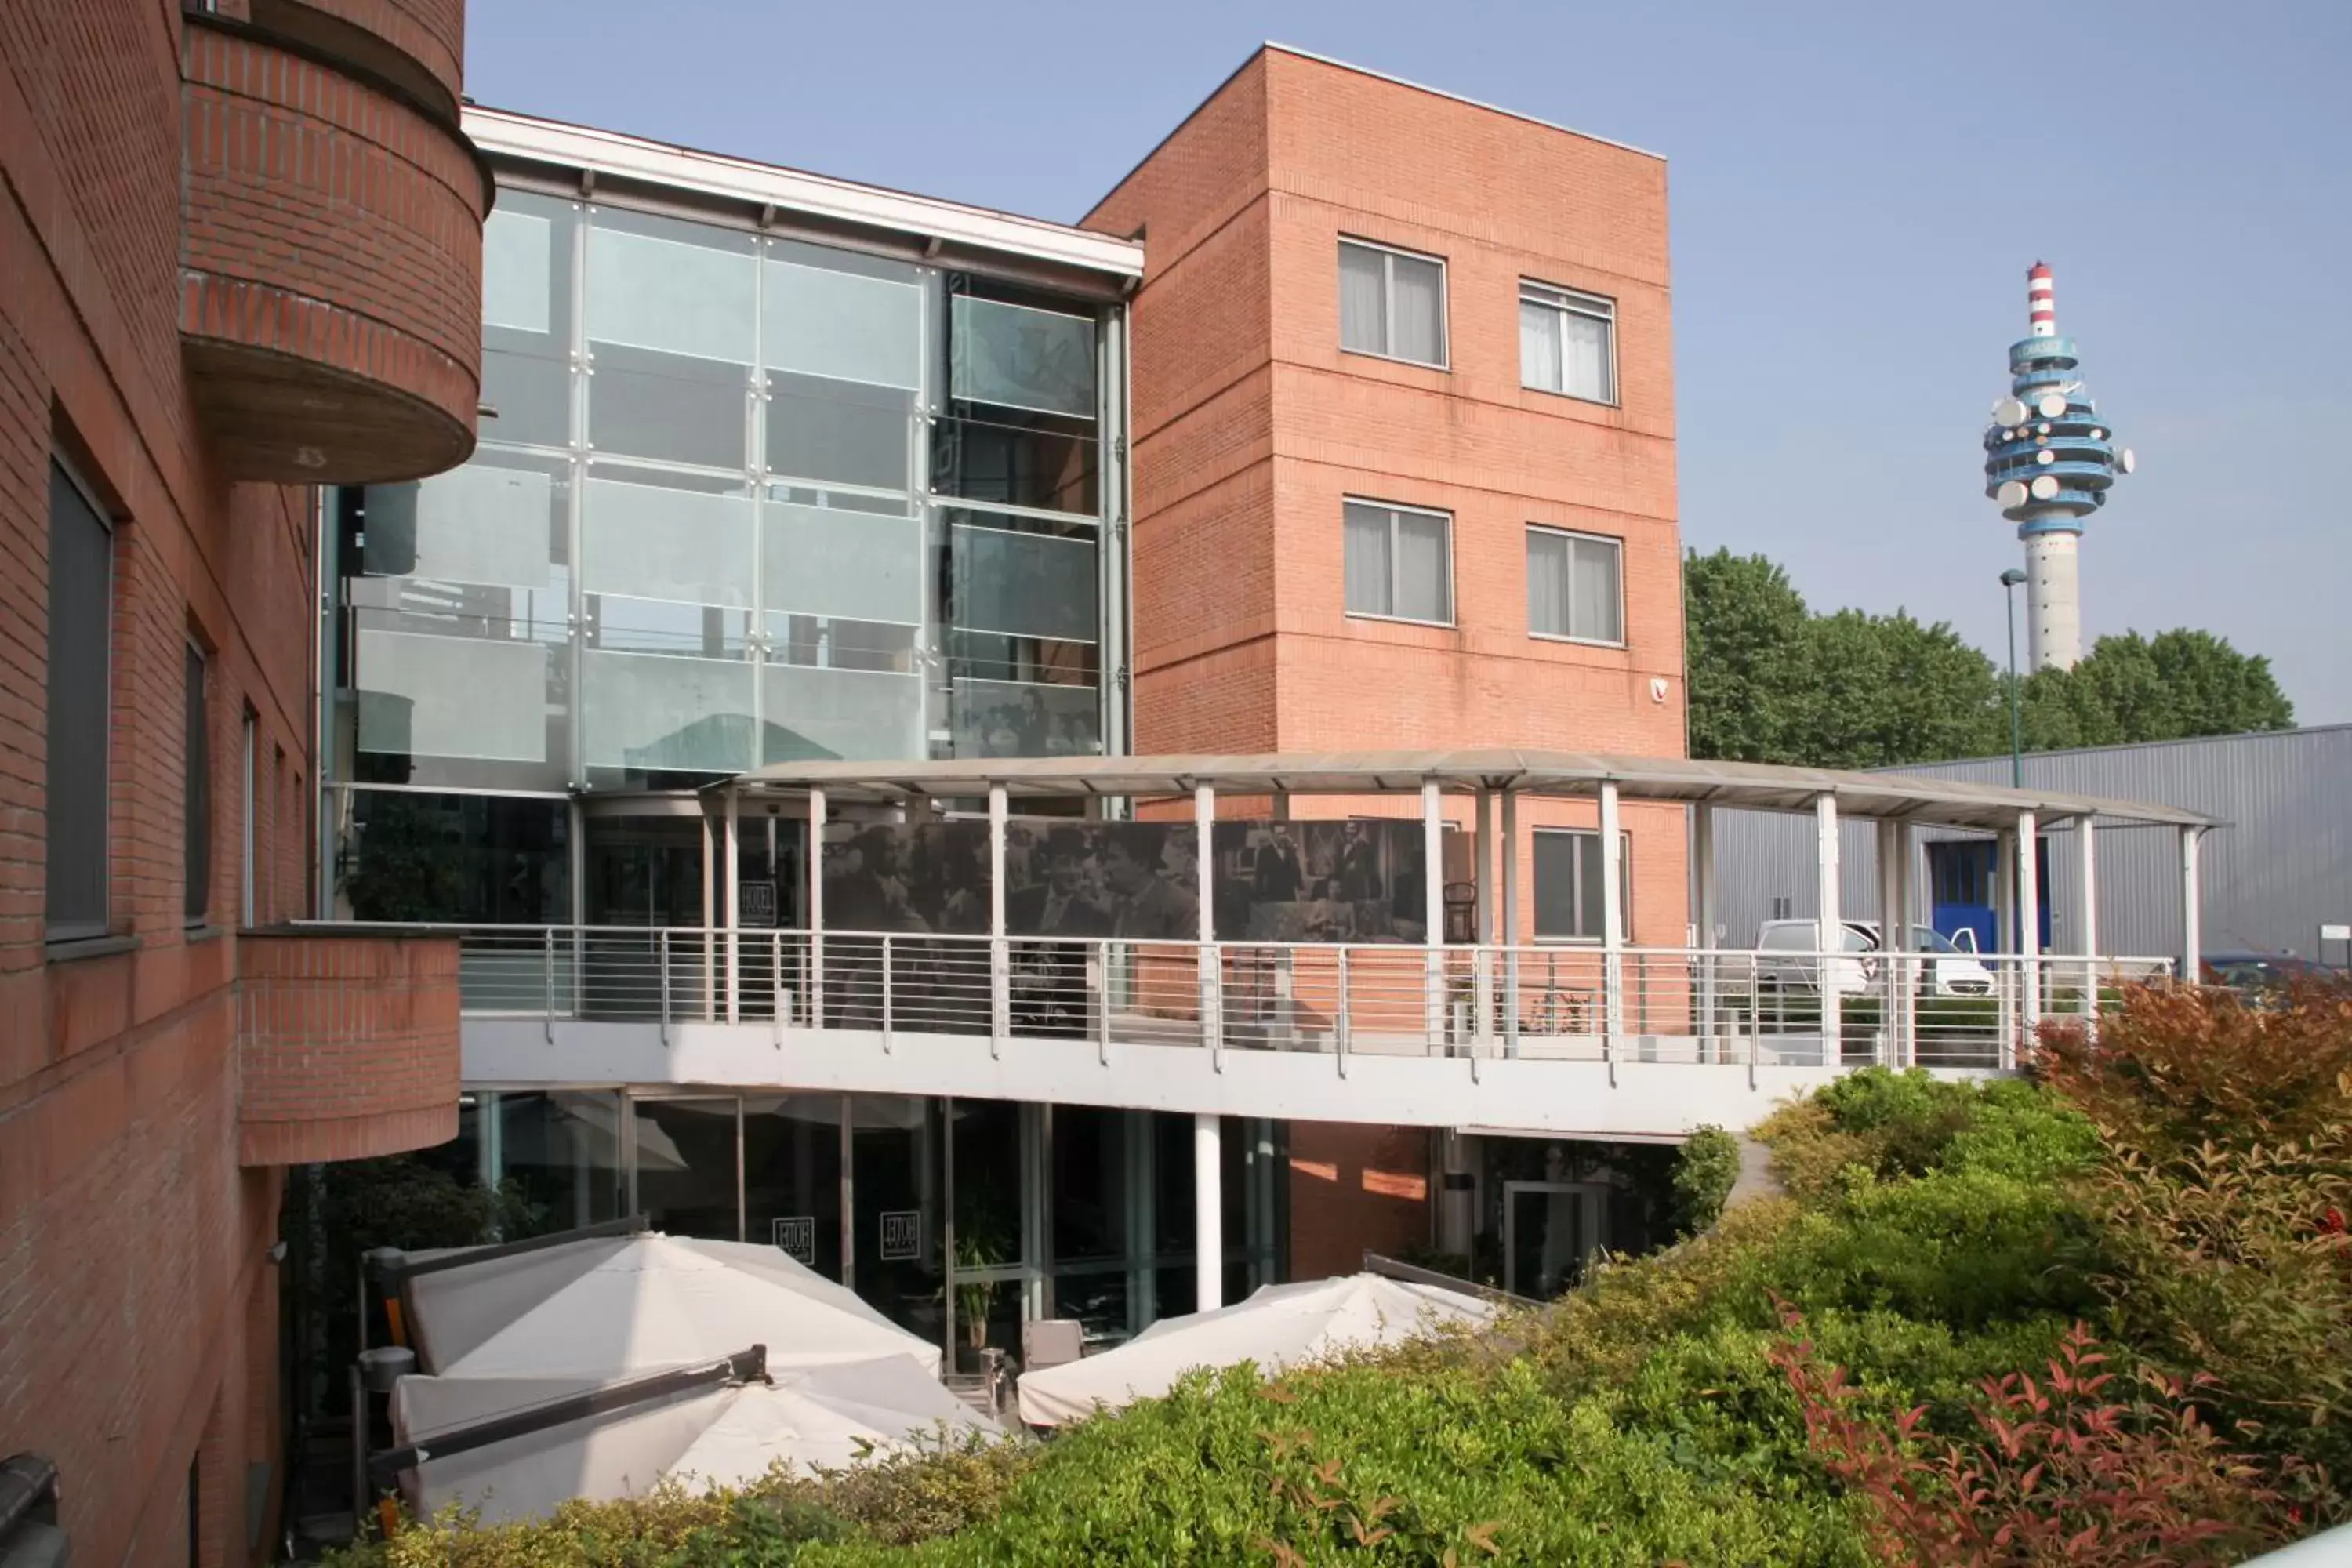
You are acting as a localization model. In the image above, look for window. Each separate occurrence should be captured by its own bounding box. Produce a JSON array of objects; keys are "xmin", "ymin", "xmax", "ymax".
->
[
  {"xmin": 1338, "ymin": 239, "xmax": 1446, "ymax": 367},
  {"xmin": 1526, "ymin": 527, "xmax": 1624, "ymax": 644},
  {"xmin": 1532, "ymin": 829, "xmax": 1630, "ymax": 941},
  {"xmin": 46, "ymin": 459, "xmax": 112, "ymax": 942},
  {"xmin": 241, "ymin": 708, "xmax": 257, "ymax": 927},
  {"xmin": 1520, "ymin": 281, "xmax": 1616, "ymax": 403},
  {"xmin": 184, "ymin": 642, "xmax": 210, "ymax": 925},
  {"xmin": 1343, "ymin": 499, "xmax": 1453, "ymax": 625}
]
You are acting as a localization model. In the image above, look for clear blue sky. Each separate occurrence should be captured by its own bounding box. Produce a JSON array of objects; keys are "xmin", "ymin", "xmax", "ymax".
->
[{"xmin": 467, "ymin": 0, "xmax": 2351, "ymax": 725}]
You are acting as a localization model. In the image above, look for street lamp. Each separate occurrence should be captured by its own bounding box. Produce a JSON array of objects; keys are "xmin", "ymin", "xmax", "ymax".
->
[{"xmin": 1999, "ymin": 568, "xmax": 2027, "ymax": 786}]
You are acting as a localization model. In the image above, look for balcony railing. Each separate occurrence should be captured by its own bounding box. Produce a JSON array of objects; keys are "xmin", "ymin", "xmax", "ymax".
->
[{"xmin": 379, "ymin": 924, "xmax": 2176, "ymax": 1076}]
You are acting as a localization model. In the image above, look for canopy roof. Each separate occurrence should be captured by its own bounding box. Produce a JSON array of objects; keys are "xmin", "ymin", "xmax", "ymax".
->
[{"xmin": 727, "ymin": 749, "xmax": 2212, "ymax": 833}]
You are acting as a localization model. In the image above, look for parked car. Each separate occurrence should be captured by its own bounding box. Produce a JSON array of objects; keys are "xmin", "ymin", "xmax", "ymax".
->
[
  {"xmin": 2200, "ymin": 951, "xmax": 2338, "ymax": 1006},
  {"xmin": 1751, "ymin": 919, "xmax": 1996, "ymax": 999}
]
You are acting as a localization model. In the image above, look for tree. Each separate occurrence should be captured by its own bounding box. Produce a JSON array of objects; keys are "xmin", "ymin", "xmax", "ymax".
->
[
  {"xmin": 1684, "ymin": 550, "xmax": 2296, "ymax": 767},
  {"xmin": 1682, "ymin": 549, "xmax": 1812, "ymax": 762}
]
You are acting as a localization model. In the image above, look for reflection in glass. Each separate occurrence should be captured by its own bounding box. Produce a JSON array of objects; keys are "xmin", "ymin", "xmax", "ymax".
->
[
  {"xmin": 479, "ymin": 350, "xmax": 572, "ymax": 450},
  {"xmin": 332, "ymin": 788, "xmax": 568, "ymax": 924},
  {"xmin": 932, "ymin": 415, "xmax": 1097, "ymax": 516},
  {"xmin": 582, "ymin": 649, "xmax": 756, "ymax": 775},
  {"xmin": 498, "ymin": 1091, "xmax": 626, "ymax": 1232},
  {"xmin": 766, "ymin": 374, "xmax": 913, "ymax": 491},
  {"xmin": 759, "ymin": 665, "xmax": 924, "ymax": 764},
  {"xmin": 951, "ymin": 678, "xmax": 1098, "ymax": 759},
  {"xmin": 764, "ymin": 255, "xmax": 922, "ymax": 389},
  {"xmin": 581, "ymin": 473, "xmax": 755, "ymax": 610},
  {"xmin": 950, "ymin": 519, "xmax": 1098, "ymax": 643},
  {"xmin": 588, "ymin": 359, "xmax": 748, "ymax": 470},
  {"xmin": 632, "ymin": 1098, "xmax": 742, "ymax": 1240},
  {"xmin": 762, "ymin": 500, "xmax": 923, "ymax": 626},
  {"xmin": 745, "ymin": 1094, "xmax": 844, "ymax": 1279},
  {"xmin": 951, "ymin": 296, "xmax": 1096, "ymax": 417}
]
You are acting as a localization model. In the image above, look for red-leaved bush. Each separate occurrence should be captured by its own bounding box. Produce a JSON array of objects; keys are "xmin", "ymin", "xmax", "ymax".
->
[{"xmin": 1772, "ymin": 1312, "xmax": 2292, "ymax": 1566}]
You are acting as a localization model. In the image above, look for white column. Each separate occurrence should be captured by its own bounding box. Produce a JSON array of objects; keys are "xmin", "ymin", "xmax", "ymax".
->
[
  {"xmin": 2180, "ymin": 826, "xmax": 2203, "ymax": 985},
  {"xmin": 1876, "ymin": 818, "xmax": 1901, "ymax": 1067},
  {"xmin": 1600, "ymin": 782, "xmax": 1625, "ymax": 1060},
  {"xmin": 1994, "ymin": 828, "xmax": 2016, "ymax": 1048},
  {"xmin": 989, "ymin": 785, "xmax": 1009, "ymax": 1047},
  {"xmin": 1813, "ymin": 794, "xmax": 1840, "ymax": 1058},
  {"xmin": 1195, "ymin": 784, "xmax": 1218, "ymax": 1062},
  {"xmin": 2016, "ymin": 809, "xmax": 2040, "ymax": 1045},
  {"xmin": 807, "ymin": 788, "xmax": 826, "ymax": 1026},
  {"xmin": 2077, "ymin": 817, "xmax": 2100, "ymax": 1018},
  {"xmin": 724, "ymin": 787, "xmax": 742, "ymax": 1024},
  {"xmin": 1193, "ymin": 1112, "xmax": 1222, "ymax": 1312},
  {"xmin": 1473, "ymin": 786, "xmax": 1494, "ymax": 1051},
  {"xmin": 1693, "ymin": 801, "xmax": 1718, "ymax": 1062},
  {"xmin": 1891, "ymin": 820, "xmax": 1913, "ymax": 1064},
  {"xmin": 700, "ymin": 804, "xmax": 716, "ymax": 1022},
  {"xmin": 1421, "ymin": 780, "xmax": 1445, "ymax": 1051},
  {"xmin": 1501, "ymin": 792, "xmax": 1520, "ymax": 1058}
]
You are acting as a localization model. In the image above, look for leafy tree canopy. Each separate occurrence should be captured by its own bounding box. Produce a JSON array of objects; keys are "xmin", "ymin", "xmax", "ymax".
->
[{"xmin": 1682, "ymin": 549, "xmax": 2294, "ymax": 768}]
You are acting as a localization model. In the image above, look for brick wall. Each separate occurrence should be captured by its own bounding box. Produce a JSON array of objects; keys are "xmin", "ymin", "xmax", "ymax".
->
[
  {"xmin": 1094, "ymin": 48, "xmax": 1690, "ymax": 1274},
  {"xmin": 0, "ymin": 1, "xmax": 474, "ymax": 1559},
  {"xmin": 238, "ymin": 930, "xmax": 460, "ymax": 1166}
]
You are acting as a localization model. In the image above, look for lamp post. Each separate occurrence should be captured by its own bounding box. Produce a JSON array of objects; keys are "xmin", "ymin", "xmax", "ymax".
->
[{"xmin": 1999, "ymin": 568, "xmax": 2027, "ymax": 786}]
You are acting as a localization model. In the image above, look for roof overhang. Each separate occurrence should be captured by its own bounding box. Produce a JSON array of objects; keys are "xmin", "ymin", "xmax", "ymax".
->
[
  {"xmin": 463, "ymin": 106, "xmax": 1145, "ymax": 285},
  {"xmin": 721, "ymin": 749, "xmax": 2214, "ymax": 833}
]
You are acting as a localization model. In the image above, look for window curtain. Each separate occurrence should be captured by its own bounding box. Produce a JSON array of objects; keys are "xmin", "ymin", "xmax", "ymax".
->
[
  {"xmin": 1388, "ymin": 254, "xmax": 1444, "ymax": 363},
  {"xmin": 1561, "ymin": 310, "xmax": 1613, "ymax": 401},
  {"xmin": 1343, "ymin": 503, "xmax": 1392, "ymax": 615},
  {"xmin": 1338, "ymin": 246, "xmax": 1388, "ymax": 355},
  {"xmin": 1571, "ymin": 535, "xmax": 1622, "ymax": 643},
  {"xmin": 1394, "ymin": 510, "xmax": 1450, "ymax": 622},
  {"xmin": 1520, "ymin": 300, "xmax": 1563, "ymax": 393},
  {"xmin": 1526, "ymin": 530, "xmax": 1570, "ymax": 637}
]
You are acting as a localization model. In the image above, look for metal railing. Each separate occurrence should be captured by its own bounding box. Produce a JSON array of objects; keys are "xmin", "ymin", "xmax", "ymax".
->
[{"xmin": 372, "ymin": 923, "xmax": 2175, "ymax": 1074}]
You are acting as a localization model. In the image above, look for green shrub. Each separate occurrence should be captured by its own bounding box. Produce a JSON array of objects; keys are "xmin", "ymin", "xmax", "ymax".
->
[{"xmin": 1669, "ymin": 1125, "xmax": 1740, "ymax": 1236}]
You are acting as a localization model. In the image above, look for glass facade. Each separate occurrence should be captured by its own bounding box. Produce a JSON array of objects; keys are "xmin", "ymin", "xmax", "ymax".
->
[
  {"xmin": 322, "ymin": 182, "xmax": 1126, "ymax": 910},
  {"xmin": 447, "ymin": 1091, "xmax": 1283, "ymax": 1355}
]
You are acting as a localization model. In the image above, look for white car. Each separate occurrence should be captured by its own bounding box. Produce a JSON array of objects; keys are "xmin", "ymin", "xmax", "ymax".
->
[{"xmin": 1752, "ymin": 919, "xmax": 1995, "ymax": 999}]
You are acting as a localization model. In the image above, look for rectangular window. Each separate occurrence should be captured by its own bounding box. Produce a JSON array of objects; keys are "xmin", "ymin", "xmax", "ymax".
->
[
  {"xmin": 185, "ymin": 642, "xmax": 210, "ymax": 925},
  {"xmin": 1338, "ymin": 239, "xmax": 1447, "ymax": 367},
  {"xmin": 1519, "ymin": 281, "xmax": 1617, "ymax": 404},
  {"xmin": 241, "ymin": 708, "xmax": 257, "ymax": 928},
  {"xmin": 1342, "ymin": 499, "xmax": 1453, "ymax": 625},
  {"xmin": 1532, "ymin": 829, "xmax": 1630, "ymax": 941},
  {"xmin": 46, "ymin": 459, "xmax": 111, "ymax": 942},
  {"xmin": 1526, "ymin": 527, "xmax": 1624, "ymax": 644}
]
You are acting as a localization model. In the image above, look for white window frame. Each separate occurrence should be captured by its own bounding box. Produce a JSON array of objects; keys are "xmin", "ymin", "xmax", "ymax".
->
[
  {"xmin": 1342, "ymin": 497, "xmax": 1455, "ymax": 628},
  {"xmin": 1525, "ymin": 524, "xmax": 1627, "ymax": 648},
  {"xmin": 1338, "ymin": 238, "xmax": 1450, "ymax": 370},
  {"xmin": 1530, "ymin": 827, "xmax": 1632, "ymax": 944},
  {"xmin": 1519, "ymin": 279, "xmax": 1618, "ymax": 405}
]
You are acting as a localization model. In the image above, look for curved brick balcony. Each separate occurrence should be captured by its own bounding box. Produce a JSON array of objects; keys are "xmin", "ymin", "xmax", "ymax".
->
[
  {"xmin": 244, "ymin": 0, "xmax": 466, "ymax": 119},
  {"xmin": 180, "ymin": 13, "xmax": 485, "ymax": 483},
  {"xmin": 238, "ymin": 929, "xmax": 461, "ymax": 1167}
]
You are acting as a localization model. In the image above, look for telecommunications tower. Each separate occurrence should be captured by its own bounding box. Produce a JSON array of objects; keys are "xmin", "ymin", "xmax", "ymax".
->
[{"xmin": 1981, "ymin": 262, "xmax": 2133, "ymax": 670}]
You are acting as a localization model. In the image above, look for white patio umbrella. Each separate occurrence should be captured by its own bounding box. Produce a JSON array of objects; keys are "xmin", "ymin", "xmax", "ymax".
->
[
  {"xmin": 401, "ymin": 1232, "xmax": 942, "ymax": 1381},
  {"xmin": 397, "ymin": 1355, "xmax": 996, "ymax": 1525},
  {"xmin": 1015, "ymin": 1273, "xmax": 1491, "ymax": 1428}
]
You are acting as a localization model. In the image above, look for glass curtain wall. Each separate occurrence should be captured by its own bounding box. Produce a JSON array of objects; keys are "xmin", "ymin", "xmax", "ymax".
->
[{"xmin": 323, "ymin": 183, "xmax": 1120, "ymax": 919}]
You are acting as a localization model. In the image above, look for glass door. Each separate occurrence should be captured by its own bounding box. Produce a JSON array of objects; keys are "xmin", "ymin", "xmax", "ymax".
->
[
  {"xmin": 851, "ymin": 1094, "xmax": 945, "ymax": 1350},
  {"xmin": 1501, "ymin": 1180, "xmax": 1606, "ymax": 1300},
  {"xmin": 583, "ymin": 811, "xmax": 710, "ymax": 1018},
  {"xmin": 630, "ymin": 1096, "xmax": 741, "ymax": 1240}
]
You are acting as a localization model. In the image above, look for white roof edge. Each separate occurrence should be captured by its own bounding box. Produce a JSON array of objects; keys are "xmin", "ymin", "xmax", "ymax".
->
[
  {"xmin": 462, "ymin": 106, "xmax": 1145, "ymax": 280},
  {"xmin": 1263, "ymin": 42, "xmax": 1665, "ymax": 162}
]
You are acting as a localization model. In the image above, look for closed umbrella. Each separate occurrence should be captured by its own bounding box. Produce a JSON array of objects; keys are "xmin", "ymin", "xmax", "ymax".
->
[
  {"xmin": 398, "ymin": 1355, "xmax": 994, "ymax": 1524},
  {"xmin": 1016, "ymin": 1273, "xmax": 1490, "ymax": 1428}
]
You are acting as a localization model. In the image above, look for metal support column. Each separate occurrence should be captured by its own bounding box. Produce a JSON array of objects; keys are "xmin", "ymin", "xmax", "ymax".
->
[
  {"xmin": 2078, "ymin": 817, "xmax": 2100, "ymax": 1021},
  {"xmin": 1193, "ymin": 1112, "xmax": 1221, "ymax": 1313},
  {"xmin": 1473, "ymin": 786, "xmax": 1494, "ymax": 1054},
  {"xmin": 724, "ymin": 787, "xmax": 741, "ymax": 1025},
  {"xmin": 1876, "ymin": 818, "xmax": 1902, "ymax": 1067},
  {"xmin": 1694, "ymin": 801, "xmax": 1717, "ymax": 1062},
  {"xmin": 1814, "ymin": 794, "xmax": 1840, "ymax": 1060},
  {"xmin": 1196, "ymin": 783, "xmax": 1218, "ymax": 1066},
  {"xmin": 1421, "ymin": 780, "xmax": 1445, "ymax": 1051},
  {"xmin": 2180, "ymin": 826, "xmax": 2202, "ymax": 985},
  {"xmin": 1891, "ymin": 820, "xmax": 1913, "ymax": 1064},
  {"xmin": 1601, "ymin": 781, "xmax": 1625, "ymax": 1073},
  {"xmin": 2017, "ymin": 808, "xmax": 2040, "ymax": 1053},
  {"xmin": 808, "ymin": 789, "xmax": 826, "ymax": 1027},
  {"xmin": 989, "ymin": 785, "xmax": 1009, "ymax": 1055},
  {"xmin": 1994, "ymin": 828, "xmax": 2016, "ymax": 1048},
  {"xmin": 1501, "ymin": 791, "xmax": 1520, "ymax": 1058},
  {"xmin": 700, "ymin": 804, "xmax": 716, "ymax": 1022}
]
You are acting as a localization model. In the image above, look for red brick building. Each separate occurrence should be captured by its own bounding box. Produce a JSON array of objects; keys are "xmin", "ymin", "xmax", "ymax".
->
[
  {"xmin": 1087, "ymin": 47, "xmax": 1685, "ymax": 1271},
  {"xmin": 0, "ymin": 1, "xmax": 479, "ymax": 1559}
]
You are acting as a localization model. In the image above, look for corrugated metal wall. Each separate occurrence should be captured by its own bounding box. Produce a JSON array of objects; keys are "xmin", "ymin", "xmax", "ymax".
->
[{"xmin": 1700, "ymin": 726, "xmax": 2352, "ymax": 963}]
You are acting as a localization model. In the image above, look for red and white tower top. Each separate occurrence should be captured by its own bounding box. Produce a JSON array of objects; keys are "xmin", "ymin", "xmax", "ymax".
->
[{"xmin": 2027, "ymin": 261, "xmax": 2056, "ymax": 339}]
